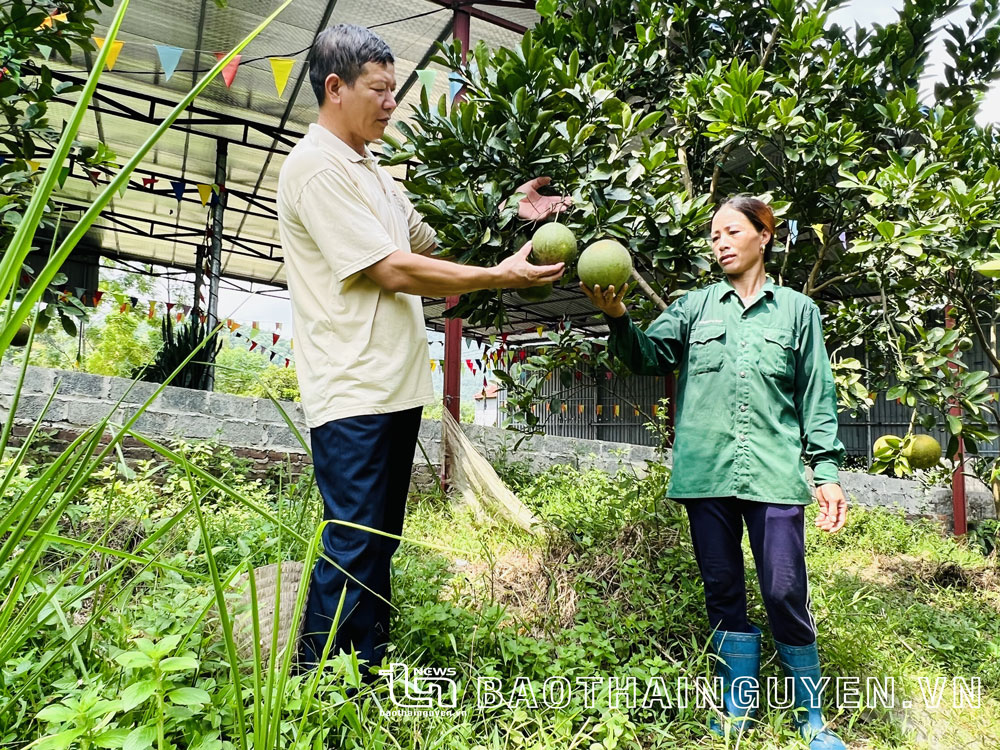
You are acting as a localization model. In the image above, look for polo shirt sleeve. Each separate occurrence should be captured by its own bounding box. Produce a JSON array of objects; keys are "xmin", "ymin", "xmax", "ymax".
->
[
  {"xmin": 606, "ymin": 295, "xmax": 690, "ymax": 375},
  {"xmin": 395, "ymin": 186, "xmax": 438, "ymax": 254},
  {"xmin": 296, "ymin": 168, "xmax": 399, "ymax": 282},
  {"xmin": 793, "ymin": 302, "xmax": 846, "ymax": 485}
]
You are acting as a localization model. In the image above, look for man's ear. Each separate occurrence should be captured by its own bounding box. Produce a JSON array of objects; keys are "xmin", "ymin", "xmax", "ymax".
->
[{"xmin": 325, "ymin": 73, "xmax": 344, "ymax": 104}]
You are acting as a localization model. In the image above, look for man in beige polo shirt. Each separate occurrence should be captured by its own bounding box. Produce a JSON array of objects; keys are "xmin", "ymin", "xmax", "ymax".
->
[{"xmin": 277, "ymin": 23, "xmax": 565, "ymax": 677}]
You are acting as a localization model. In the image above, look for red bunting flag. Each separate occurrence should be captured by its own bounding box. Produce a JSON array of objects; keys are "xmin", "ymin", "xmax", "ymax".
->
[
  {"xmin": 87, "ymin": 170, "xmax": 101, "ymax": 186},
  {"xmin": 199, "ymin": 314, "xmax": 207, "ymax": 324},
  {"xmin": 249, "ymin": 341, "xmax": 258, "ymax": 352},
  {"xmin": 273, "ymin": 332, "xmax": 280, "ymax": 345},
  {"xmin": 166, "ymin": 302, "xmax": 174, "ymax": 314},
  {"xmin": 214, "ymin": 53, "xmax": 242, "ymax": 87},
  {"xmin": 285, "ymin": 359, "xmax": 290, "ymax": 368},
  {"xmin": 142, "ymin": 176, "xmax": 158, "ymax": 189},
  {"xmin": 465, "ymin": 358, "xmax": 475, "ymax": 373},
  {"xmin": 92, "ymin": 290, "xmax": 104, "ymax": 306}
]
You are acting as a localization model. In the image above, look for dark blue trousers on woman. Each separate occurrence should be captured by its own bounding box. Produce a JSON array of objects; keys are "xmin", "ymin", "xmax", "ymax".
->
[
  {"xmin": 682, "ymin": 497, "xmax": 816, "ymax": 646},
  {"xmin": 301, "ymin": 406, "xmax": 423, "ymax": 674}
]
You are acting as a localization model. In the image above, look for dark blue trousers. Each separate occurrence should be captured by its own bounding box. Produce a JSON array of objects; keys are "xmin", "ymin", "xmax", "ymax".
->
[
  {"xmin": 682, "ymin": 497, "xmax": 816, "ymax": 646},
  {"xmin": 301, "ymin": 407, "xmax": 423, "ymax": 675}
]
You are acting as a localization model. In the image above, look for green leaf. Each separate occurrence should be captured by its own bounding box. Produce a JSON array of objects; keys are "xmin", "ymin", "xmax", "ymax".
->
[
  {"xmin": 947, "ymin": 415, "xmax": 963, "ymax": 435},
  {"xmin": 94, "ymin": 728, "xmax": 131, "ymax": 749},
  {"xmin": 121, "ymin": 679, "xmax": 158, "ymax": 712},
  {"xmin": 114, "ymin": 651, "xmax": 153, "ymax": 669},
  {"xmin": 536, "ymin": 0, "xmax": 557, "ymax": 17},
  {"xmin": 35, "ymin": 729, "xmax": 84, "ymax": 750},
  {"xmin": 167, "ymin": 687, "xmax": 211, "ymax": 706},
  {"xmin": 36, "ymin": 704, "xmax": 77, "ymax": 723},
  {"xmin": 123, "ymin": 725, "xmax": 157, "ymax": 750},
  {"xmin": 159, "ymin": 655, "xmax": 198, "ymax": 672}
]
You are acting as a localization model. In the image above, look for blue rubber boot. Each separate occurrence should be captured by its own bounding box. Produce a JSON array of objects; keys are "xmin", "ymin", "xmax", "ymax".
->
[
  {"xmin": 707, "ymin": 625, "xmax": 761, "ymax": 737},
  {"xmin": 774, "ymin": 640, "xmax": 847, "ymax": 750}
]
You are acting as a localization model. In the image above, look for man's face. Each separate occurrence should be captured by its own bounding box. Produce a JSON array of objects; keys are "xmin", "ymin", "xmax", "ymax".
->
[{"xmin": 329, "ymin": 61, "xmax": 397, "ymax": 144}]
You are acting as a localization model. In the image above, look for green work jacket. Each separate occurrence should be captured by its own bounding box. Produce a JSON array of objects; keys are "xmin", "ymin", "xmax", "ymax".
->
[{"xmin": 606, "ymin": 277, "xmax": 845, "ymax": 504}]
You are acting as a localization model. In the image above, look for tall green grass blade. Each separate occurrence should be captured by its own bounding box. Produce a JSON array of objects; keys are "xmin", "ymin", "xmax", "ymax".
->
[{"xmin": 0, "ymin": 4, "xmax": 129, "ymax": 317}]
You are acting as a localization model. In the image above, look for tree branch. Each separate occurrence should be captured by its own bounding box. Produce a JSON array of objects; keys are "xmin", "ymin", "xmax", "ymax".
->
[
  {"xmin": 810, "ymin": 271, "xmax": 865, "ymax": 296},
  {"xmin": 631, "ymin": 268, "xmax": 668, "ymax": 311},
  {"xmin": 676, "ymin": 145, "xmax": 694, "ymax": 197}
]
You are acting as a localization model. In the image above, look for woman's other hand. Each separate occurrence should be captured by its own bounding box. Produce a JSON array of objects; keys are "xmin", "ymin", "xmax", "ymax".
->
[{"xmin": 815, "ymin": 483, "xmax": 847, "ymax": 532}]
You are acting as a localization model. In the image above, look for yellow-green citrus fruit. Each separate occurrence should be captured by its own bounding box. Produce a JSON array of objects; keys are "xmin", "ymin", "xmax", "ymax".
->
[
  {"xmin": 958, "ymin": 338, "xmax": 974, "ymax": 352},
  {"xmin": 975, "ymin": 260, "xmax": 1000, "ymax": 278},
  {"xmin": 517, "ymin": 283, "xmax": 553, "ymax": 302},
  {"xmin": 873, "ymin": 435, "xmax": 898, "ymax": 456},
  {"xmin": 578, "ymin": 239, "xmax": 633, "ymax": 291},
  {"xmin": 530, "ymin": 223, "xmax": 578, "ymax": 265},
  {"xmin": 10, "ymin": 323, "xmax": 31, "ymax": 347},
  {"xmin": 902, "ymin": 434, "xmax": 942, "ymax": 469}
]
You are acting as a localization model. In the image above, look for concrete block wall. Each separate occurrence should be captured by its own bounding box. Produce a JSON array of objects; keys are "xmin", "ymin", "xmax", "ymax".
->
[{"xmin": 0, "ymin": 365, "xmax": 995, "ymax": 523}]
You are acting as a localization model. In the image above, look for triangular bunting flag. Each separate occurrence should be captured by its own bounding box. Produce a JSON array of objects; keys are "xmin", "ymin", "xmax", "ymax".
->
[
  {"xmin": 93, "ymin": 37, "xmax": 124, "ymax": 71},
  {"xmin": 578, "ymin": 404, "xmax": 585, "ymax": 415},
  {"xmin": 416, "ymin": 69, "xmax": 437, "ymax": 93},
  {"xmin": 249, "ymin": 341, "xmax": 258, "ymax": 352},
  {"xmin": 57, "ymin": 166, "xmax": 70, "ymax": 188},
  {"xmin": 142, "ymin": 176, "xmax": 158, "ymax": 189},
  {"xmin": 87, "ymin": 170, "xmax": 101, "ymax": 186},
  {"xmin": 285, "ymin": 359, "xmax": 290, "ymax": 369},
  {"xmin": 52, "ymin": 13, "xmax": 68, "ymax": 23},
  {"xmin": 155, "ymin": 45, "xmax": 183, "ymax": 82},
  {"xmin": 148, "ymin": 301, "xmax": 156, "ymax": 319},
  {"xmin": 37, "ymin": 45, "xmax": 52, "ymax": 61},
  {"xmin": 596, "ymin": 405, "xmax": 603, "ymax": 416},
  {"xmin": 449, "ymin": 71, "xmax": 463, "ymax": 102},
  {"xmin": 430, "ymin": 359, "xmax": 437, "ymax": 372},
  {"xmin": 269, "ymin": 57, "xmax": 295, "ymax": 97},
  {"xmin": 27, "ymin": 160, "xmax": 40, "ymax": 172},
  {"xmin": 196, "ymin": 183, "xmax": 213, "ymax": 206},
  {"xmin": 787, "ymin": 219, "xmax": 799, "ymax": 245},
  {"xmin": 613, "ymin": 404, "xmax": 620, "ymax": 417},
  {"xmin": 213, "ymin": 53, "xmax": 241, "ymax": 88},
  {"xmin": 166, "ymin": 302, "xmax": 175, "ymax": 313},
  {"xmin": 117, "ymin": 178, "xmax": 127, "ymax": 198},
  {"xmin": 129, "ymin": 296, "xmax": 139, "ymax": 308},
  {"xmin": 269, "ymin": 351, "xmax": 277, "ymax": 362},
  {"xmin": 170, "ymin": 180, "xmax": 185, "ymax": 201},
  {"xmin": 92, "ymin": 290, "xmax": 104, "ymax": 306},
  {"xmin": 272, "ymin": 332, "xmax": 280, "ymax": 345}
]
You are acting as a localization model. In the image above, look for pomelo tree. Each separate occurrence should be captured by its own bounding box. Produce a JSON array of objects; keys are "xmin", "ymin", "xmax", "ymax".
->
[{"xmin": 385, "ymin": 0, "xmax": 1000, "ymax": 493}]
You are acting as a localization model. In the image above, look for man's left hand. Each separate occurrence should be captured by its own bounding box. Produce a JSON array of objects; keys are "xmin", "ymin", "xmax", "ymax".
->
[
  {"xmin": 516, "ymin": 177, "xmax": 572, "ymax": 221},
  {"xmin": 815, "ymin": 483, "xmax": 847, "ymax": 533}
]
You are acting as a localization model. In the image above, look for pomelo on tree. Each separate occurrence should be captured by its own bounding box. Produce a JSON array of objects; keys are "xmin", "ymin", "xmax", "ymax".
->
[
  {"xmin": 578, "ymin": 239, "xmax": 633, "ymax": 291},
  {"xmin": 902, "ymin": 434, "xmax": 942, "ymax": 469},
  {"xmin": 975, "ymin": 259, "xmax": 1000, "ymax": 278},
  {"xmin": 873, "ymin": 435, "xmax": 900, "ymax": 456},
  {"xmin": 517, "ymin": 283, "xmax": 553, "ymax": 302},
  {"xmin": 10, "ymin": 323, "xmax": 31, "ymax": 347},
  {"xmin": 530, "ymin": 223, "xmax": 577, "ymax": 265}
]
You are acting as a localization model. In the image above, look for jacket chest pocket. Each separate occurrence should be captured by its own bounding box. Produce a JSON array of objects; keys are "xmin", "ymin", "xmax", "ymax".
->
[
  {"xmin": 759, "ymin": 327, "xmax": 795, "ymax": 381},
  {"xmin": 688, "ymin": 324, "xmax": 726, "ymax": 375}
]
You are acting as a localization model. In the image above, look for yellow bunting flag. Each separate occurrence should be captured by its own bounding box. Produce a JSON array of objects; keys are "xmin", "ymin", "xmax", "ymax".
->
[
  {"xmin": 634, "ymin": 407, "xmax": 640, "ymax": 416},
  {"xmin": 652, "ymin": 404, "xmax": 659, "ymax": 416},
  {"xmin": 53, "ymin": 13, "xmax": 68, "ymax": 22},
  {"xmin": 536, "ymin": 326, "xmax": 544, "ymax": 337},
  {"xmin": 148, "ymin": 300, "xmax": 156, "ymax": 319},
  {"xmin": 577, "ymin": 404, "xmax": 584, "ymax": 415},
  {"xmin": 561, "ymin": 403, "xmax": 568, "ymax": 414},
  {"xmin": 196, "ymin": 183, "xmax": 213, "ymax": 206},
  {"xmin": 93, "ymin": 37, "xmax": 125, "ymax": 71},
  {"xmin": 613, "ymin": 404, "xmax": 620, "ymax": 417},
  {"xmin": 430, "ymin": 359, "xmax": 437, "ymax": 371},
  {"xmin": 596, "ymin": 405, "xmax": 603, "ymax": 416},
  {"xmin": 27, "ymin": 160, "xmax": 40, "ymax": 172},
  {"xmin": 545, "ymin": 372, "xmax": 553, "ymax": 381},
  {"xmin": 269, "ymin": 57, "xmax": 295, "ymax": 98}
]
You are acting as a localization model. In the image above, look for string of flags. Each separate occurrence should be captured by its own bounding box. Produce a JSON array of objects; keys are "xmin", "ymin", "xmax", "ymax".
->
[
  {"xmin": 42, "ymin": 286, "xmax": 295, "ymax": 367},
  {"xmin": 50, "ymin": 23, "xmax": 301, "ymax": 97}
]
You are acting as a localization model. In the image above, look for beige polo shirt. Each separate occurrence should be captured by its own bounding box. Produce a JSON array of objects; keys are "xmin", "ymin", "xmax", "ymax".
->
[{"xmin": 277, "ymin": 123, "xmax": 437, "ymax": 428}]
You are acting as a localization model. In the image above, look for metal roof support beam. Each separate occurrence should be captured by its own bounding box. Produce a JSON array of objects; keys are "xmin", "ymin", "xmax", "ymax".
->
[
  {"xmin": 422, "ymin": 1, "xmax": 532, "ymax": 34},
  {"xmin": 205, "ymin": 140, "xmax": 228, "ymax": 389}
]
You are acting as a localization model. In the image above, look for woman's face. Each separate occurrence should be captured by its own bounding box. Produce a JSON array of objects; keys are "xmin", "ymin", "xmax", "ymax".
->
[{"xmin": 711, "ymin": 206, "xmax": 770, "ymax": 276}]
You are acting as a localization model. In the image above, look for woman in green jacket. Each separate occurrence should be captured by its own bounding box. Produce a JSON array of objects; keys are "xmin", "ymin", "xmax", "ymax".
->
[{"xmin": 582, "ymin": 197, "xmax": 848, "ymax": 750}]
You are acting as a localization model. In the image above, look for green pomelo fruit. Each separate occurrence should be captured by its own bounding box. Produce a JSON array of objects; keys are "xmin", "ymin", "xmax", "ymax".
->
[
  {"xmin": 578, "ymin": 240, "xmax": 633, "ymax": 290},
  {"xmin": 873, "ymin": 435, "xmax": 899, "ymax": 456},
  {"xmin": 975, "ymin": 260, "xmax": 1000, "ymax": 278},
  {"xmin": 530, "ymin": 223, "xmax": 577, "ymax": 265},
  {"xmin": 902, "ymin": 434, "xmax": 942, "ymax": 469},
  {"xmin": 10, "ymin": 323, "xmax": 31, "ymax": 347},
  {"xmin": 517, "ymin": 283, "xmax": 553, "ymax": 302}
]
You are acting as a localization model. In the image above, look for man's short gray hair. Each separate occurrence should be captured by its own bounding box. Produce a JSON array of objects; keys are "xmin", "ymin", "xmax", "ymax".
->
[{"xmin": 309, "ymin": 24, "xmax": 394, "ymax": 105}]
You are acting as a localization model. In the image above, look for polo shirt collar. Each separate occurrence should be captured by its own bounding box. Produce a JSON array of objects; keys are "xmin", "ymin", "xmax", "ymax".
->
[
  {"xmin": 717, "ymin": 275, "xmax": 777, "ymax": 302},
  {"xmin": 309, "ymin": 123, "xmax": 374, "ymax": 165}
]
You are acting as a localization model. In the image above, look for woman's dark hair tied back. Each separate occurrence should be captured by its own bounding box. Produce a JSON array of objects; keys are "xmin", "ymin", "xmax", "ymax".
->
[{"xmin": 717, "ymin": 195, "xmax": 776, "ymax": 263}]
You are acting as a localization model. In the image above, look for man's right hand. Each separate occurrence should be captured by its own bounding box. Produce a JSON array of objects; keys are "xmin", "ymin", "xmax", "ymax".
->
[
  {"xmin": 581, "ymin": 281, "xmax": 631, "ymax": 318},
  {"xmin": 494, "ymin": 241, "xmax": 565, "ymax": 289}
]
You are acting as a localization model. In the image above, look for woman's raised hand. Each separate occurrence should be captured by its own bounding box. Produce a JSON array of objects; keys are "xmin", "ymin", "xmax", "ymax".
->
[{"xmin": 581, "ymin": 281, "xmax": 632, "ymax": 319}]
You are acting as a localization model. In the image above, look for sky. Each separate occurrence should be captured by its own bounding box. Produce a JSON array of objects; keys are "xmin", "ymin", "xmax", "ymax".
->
[{"xmin": 142, "ymin": 1, "xmax": 995, "ymax": 350}]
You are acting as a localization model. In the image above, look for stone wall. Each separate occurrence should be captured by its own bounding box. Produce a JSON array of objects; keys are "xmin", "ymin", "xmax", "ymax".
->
[{"xmin": 0, "ymin": 365, "xmax": 995, "ymax": 523}]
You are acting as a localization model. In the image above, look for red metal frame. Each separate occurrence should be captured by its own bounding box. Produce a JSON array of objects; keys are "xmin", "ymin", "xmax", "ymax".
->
[{"xmin": 946, "ymin": 305, "xmax": 967, "ymax": 536}]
